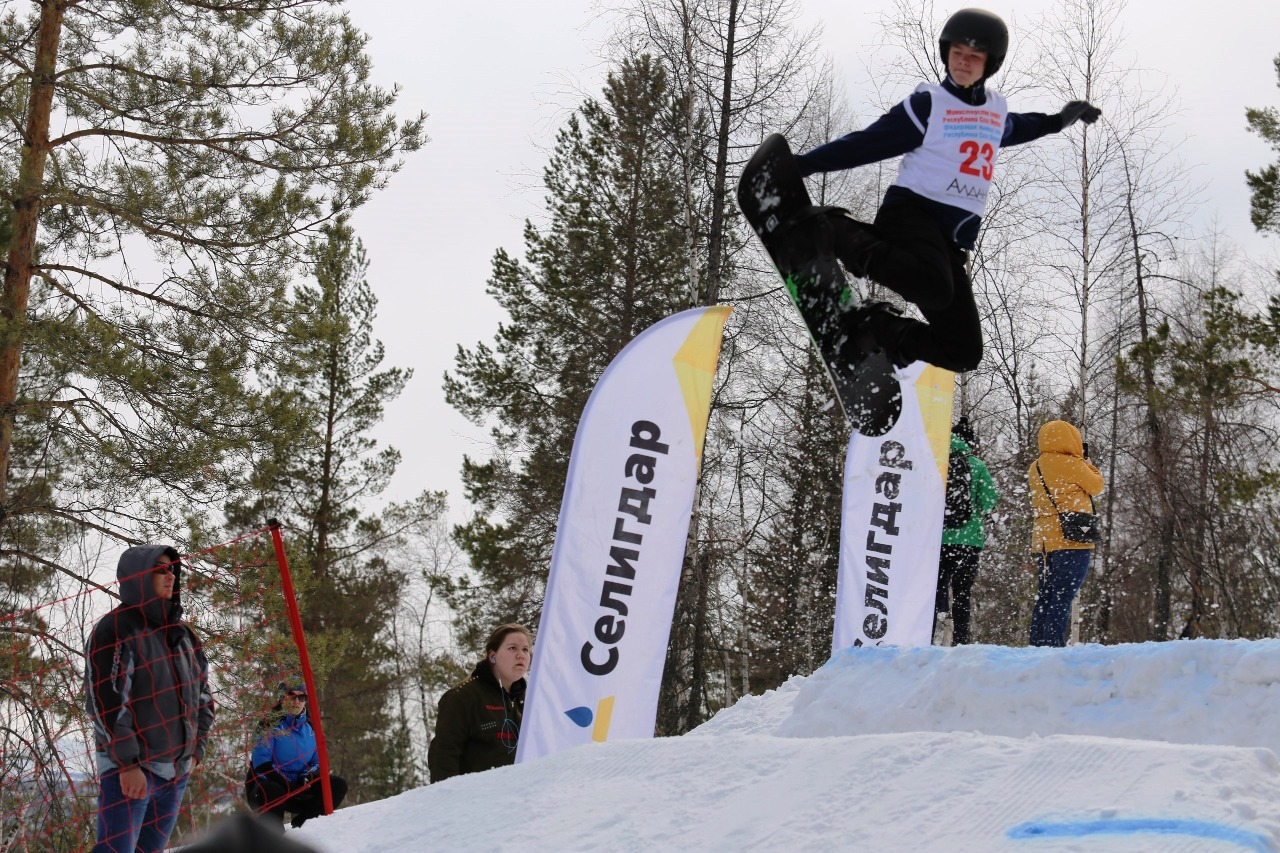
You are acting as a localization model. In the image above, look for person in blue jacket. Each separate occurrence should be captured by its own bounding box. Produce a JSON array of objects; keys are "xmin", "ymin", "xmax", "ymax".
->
[
  {"xmin": 794, "ymin": 8, "xmax": 1100, "ymax": 373},
  {"xmin": 245, "ymin": 683, "xmax": 347, "ymax": 830}
]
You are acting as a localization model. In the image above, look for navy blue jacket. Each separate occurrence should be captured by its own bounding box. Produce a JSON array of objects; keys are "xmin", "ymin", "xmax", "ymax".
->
[{"xmin": 795, "ymin": 78, "xmax": 1064, "ymax": 249}]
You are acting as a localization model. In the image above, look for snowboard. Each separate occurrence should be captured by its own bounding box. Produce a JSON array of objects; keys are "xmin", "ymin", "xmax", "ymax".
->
[{"xmin": 736, "ymin": 133, "xmax": 902, "ymax": 436}]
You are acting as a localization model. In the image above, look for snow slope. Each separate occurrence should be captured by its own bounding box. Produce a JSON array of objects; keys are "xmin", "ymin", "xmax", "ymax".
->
[{"xmin": 286, "ymin": 639, "xmax": 1280, "ymax": 852}]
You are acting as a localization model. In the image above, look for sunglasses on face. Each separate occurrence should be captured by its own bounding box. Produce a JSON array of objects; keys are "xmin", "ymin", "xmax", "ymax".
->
[
  {"xmin": 153, "ymin": 564, "xmax": 176, "ymax": 575},
  {"xmin": 285, "ymin": 692, "xmax": 307, "ymax": 701}
]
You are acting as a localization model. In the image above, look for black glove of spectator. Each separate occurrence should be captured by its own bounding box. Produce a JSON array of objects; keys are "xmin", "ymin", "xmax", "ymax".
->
[
  {"xmin": 1059, "ymin": 100, "xmax": 1101, "ymax": 128},
  {"xmin": 246, "ymin": 762, "xmax": 290, "ymax": 807}
]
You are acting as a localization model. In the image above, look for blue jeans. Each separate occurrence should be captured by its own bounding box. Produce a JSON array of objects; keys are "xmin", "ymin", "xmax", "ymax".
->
[
  {"xmin": 1029, "ymin": 548, "xmax": 1093, "ymax": 647},
  {"xmin": 93, "ymin": 766, "xmax": 189, "ymax": 853}
]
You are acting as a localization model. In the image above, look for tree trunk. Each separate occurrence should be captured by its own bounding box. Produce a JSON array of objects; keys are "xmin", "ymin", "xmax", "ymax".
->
[
  {"xmin": 684, "ymin": 539, "xmax": 710, "ymax": 731},
  {"xmin": 1181, "ymin": 401, "xmax": 1214, "ymax": 638},
  {"xmin": 701, "ymin": 0, "xmax": 736, "ymax": 306},
  {"xmin": 0, "ymin": 0, "xmax": 67, "ymax": 511},
  {"xmin": 1122, "ymin": 149, "xmax": 1176, "ymax": 640}
]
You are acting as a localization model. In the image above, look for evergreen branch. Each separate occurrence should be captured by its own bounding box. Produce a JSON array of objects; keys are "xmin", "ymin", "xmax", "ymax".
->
[
  {"xmin": 44, "ymin": 190, "xmax": 321, "ymax": 250},
  {"xmin": 37, "ymin": 264, "xmax": 220, "ymax": 319},
  {"xmin": 56, "ymin": 60, "xmax": 324, "ymax": 94}
]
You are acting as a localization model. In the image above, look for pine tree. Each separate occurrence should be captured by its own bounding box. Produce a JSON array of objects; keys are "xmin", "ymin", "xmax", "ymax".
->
[
  {"xmin": 1120, "ymin": 284, "xmax": 1280, "ymax": 638},
  {"xmin": 747, "ymin": 351, "xmax": 847, "ymax": 691},
  {"xmin": 227, "ymin": 220, "xmax": 444, "ymax": 803},
  {"xmin": 1246, "ymin": 53, "xmax": 1280, "ymax": 237},
  {"xmin": 443, "ymin": 56, "xmax": 693, "ymax": 648},
  {"xmin": 0, "ymin": 1, "xmax": 424, "ymax": 551}
]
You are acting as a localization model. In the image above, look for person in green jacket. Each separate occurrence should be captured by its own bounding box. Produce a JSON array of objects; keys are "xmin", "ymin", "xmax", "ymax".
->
[
  {"xmin": 427, "ymin": 623, "xmax": 531, "ymax": 783},
  {"xmin": 936, "ymin": 417, "xmax": 999, "ymax": 644}
]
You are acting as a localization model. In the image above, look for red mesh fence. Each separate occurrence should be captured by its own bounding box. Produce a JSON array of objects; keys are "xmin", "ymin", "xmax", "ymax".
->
[{"xmin": 0, "ymin": 524, "xmax": 322, "ymax": 851}]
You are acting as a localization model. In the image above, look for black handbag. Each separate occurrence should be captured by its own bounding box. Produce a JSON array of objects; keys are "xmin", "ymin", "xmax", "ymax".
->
[{"xmin": 1035, "ymin": 463, "xmax": 1101, "ymax": 544}]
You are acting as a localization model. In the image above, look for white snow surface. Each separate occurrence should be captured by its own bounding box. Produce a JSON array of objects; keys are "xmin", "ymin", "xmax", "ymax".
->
[{"xmin": 288, "ymin": 639, "xmax": 1280, "ymax": 852}]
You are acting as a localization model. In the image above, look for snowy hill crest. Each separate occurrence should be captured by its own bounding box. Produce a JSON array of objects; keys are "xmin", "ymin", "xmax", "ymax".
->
[{"xmin": 291, "ymin": 640, "xmax": 1280, "ymax": 852}]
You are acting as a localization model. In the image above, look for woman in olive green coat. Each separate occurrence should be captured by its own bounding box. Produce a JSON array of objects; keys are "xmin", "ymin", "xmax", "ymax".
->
[{"xmin": 427, "ymin": 624, "xmax": 531, "ymax": 783}]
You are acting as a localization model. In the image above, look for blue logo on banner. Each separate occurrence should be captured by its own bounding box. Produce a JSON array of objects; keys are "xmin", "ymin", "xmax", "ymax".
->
[{"xmin": 564, "ymin": 706, "xmax": 594, "ymax": 727}]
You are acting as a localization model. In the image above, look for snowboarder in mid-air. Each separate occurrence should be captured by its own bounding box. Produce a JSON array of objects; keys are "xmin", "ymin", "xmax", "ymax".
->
[{"xmin": 785, "ymin": 7, "xmax": 1101, "ymax": 374}]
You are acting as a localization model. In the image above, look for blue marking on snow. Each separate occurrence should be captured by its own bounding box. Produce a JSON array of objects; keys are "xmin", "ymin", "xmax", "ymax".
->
[
  {"xmin": 1008, "ymin": 818, "xmax": 1273, "ymax": 851},
  {"xmin": 563, "ymin": 706, "xmax": 593, "ymax": 728}
]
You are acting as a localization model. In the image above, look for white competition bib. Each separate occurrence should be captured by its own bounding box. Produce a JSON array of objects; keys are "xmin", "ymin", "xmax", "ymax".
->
[{"xmin": 895, "ymin": 83, "xmax": 1008, "ymax": 217}]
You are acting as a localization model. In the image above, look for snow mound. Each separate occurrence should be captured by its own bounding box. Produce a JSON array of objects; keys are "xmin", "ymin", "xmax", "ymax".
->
[
  {"xmin": 704, "ymin": 639, "xmax": 1280, "ymax": 753},
  {"xmin": 289, "ymin": 640, "xmax": 1280, "ymax": 852}
]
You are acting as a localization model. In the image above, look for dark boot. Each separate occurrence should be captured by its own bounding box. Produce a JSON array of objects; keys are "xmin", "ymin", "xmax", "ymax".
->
[
  {"xmin": 264, "ymin": 807, "xmax": 287, "ymax": 833},
  {"xmin": 843, "ymin": 301, "xmax": 915, "ymax": 367},
  {"xmin": 827, "ymin": 210, "xmax": 883, "ymax": 278},
  {"xmin": 769, "ymin": 205, "xmax": 844, "ymax": 267}
]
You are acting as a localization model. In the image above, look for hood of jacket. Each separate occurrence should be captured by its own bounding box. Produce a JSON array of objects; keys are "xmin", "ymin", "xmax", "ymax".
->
[
  {"xmin": 471, "ymin": 658, "xmax": 527, "ymax": 698},
  {"xmin": 949, "ymin": 433, "xmax": 973, "ymax": 456},
  {"xmin": 117, "ymin": 544, "xmax": 183, "ymax": 626},
  {"xmin": 1037, "ymin": 420, "xmax": 1084, "ymax": 458}
]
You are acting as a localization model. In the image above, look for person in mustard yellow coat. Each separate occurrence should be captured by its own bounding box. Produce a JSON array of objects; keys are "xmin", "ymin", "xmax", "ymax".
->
[{"xmin": 1026, "ymin": 420, "xmax": 1105, "ymax": 646}]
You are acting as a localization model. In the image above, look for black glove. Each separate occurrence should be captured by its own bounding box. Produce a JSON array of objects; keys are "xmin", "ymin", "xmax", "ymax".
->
[
  {"xmin": 247, "ymin": 762, "xmax": 278, "ymax": 787},
  {"xmin": 246, "ymin": 762, "xmax": 289, "ymax": 806},
  {"xmin": 1059, "ymin": 100, "xmax": 1101, "ymax": 128}
]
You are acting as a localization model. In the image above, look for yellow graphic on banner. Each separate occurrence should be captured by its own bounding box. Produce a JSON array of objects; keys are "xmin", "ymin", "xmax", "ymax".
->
[
  {"xmin": 673, "ymin": 305, "xmax": 733, "ymax": 466},
  {"xmin": 915, "ymin": 365, "xmax": 956, "ymax": 483},
  {"xmin": 592, "ymin": 695, "xmax": 615, "ymax": 743}
]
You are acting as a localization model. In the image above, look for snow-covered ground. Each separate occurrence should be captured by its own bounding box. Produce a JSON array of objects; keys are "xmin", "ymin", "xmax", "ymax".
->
[{"xmin": 287, "ymin": 639, "xmax": 1280, "ymax": 852}]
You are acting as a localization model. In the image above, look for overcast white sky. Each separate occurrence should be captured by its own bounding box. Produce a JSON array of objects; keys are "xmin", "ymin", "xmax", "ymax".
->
[{"xmin": 343, "ymin": 0, "xmax": 1280, "ymax": 516}]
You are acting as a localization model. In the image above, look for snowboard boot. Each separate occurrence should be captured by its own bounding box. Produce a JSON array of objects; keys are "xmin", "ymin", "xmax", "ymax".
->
[
  {"xmin": 843, "ymin": 300, "xmax": 915, "ymax": 367},
  {"xmin": 772, "ymin": 205, "xmax": 856, "ymax": 331},
  {"xmin": 826, "ymin": 209, "xmax": 883, "ymax": 279},
  {"xmin": 771, "ymin": 205, "xmax": 844, "ymax": 262}
]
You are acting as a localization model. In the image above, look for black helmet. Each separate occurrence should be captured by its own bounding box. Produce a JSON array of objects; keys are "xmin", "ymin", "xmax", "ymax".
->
[{"xmin": 939, "ymin": 8, "xmax": 1009, "ymax": 79}]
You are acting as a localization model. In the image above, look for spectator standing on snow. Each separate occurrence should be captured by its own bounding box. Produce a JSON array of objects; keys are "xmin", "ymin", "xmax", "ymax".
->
[
  {"xmin": 428, "ymin": 623, "xmax": 531, "ymax": 782},
  {"xmin": 937, "ymin": 416, "xmax": 999, "ymax": 644},
  {"xmin": 1027, "ymin": 420, "xmax": 1105, "ymax": 647},
  {"xmin": 85, "ymin": 545, "xmax": 214, "ymax": 853}
]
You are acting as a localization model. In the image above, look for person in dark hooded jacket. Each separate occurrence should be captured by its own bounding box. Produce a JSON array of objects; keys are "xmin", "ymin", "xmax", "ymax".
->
[
  {"xmin": 935, "ymin": 417, "xmax": 999, "ymax": 644},
  {"xmin": 428, "ymin": 623, "xmax": 531, "ymax": 783},
  {"xmin": 84, "ymin": 544, "xmax": 214, "ymax": 853},
  {"xmin": 245, "ymin": 682, "xmax": 348, "ymax": 830}
]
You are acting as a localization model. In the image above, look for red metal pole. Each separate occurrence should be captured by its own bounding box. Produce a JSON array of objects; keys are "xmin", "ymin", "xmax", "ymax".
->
[{"xmin": 267, "ymin": 519, "xmax": 334, "ymax": 815}]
